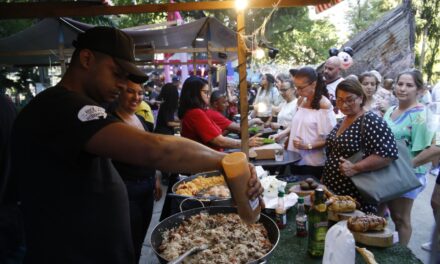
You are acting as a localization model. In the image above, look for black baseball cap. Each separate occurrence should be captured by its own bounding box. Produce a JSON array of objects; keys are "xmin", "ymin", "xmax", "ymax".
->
[{"xmin": 72, "ymin": 26, "xmax": 148, "ymax": 84}]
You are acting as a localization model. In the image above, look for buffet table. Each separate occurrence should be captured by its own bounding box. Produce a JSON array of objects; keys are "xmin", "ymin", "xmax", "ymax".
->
[
  {"xmin": 251, "ymin": 150, "xmax": 301, "ymax": 167},
  {"xmin": 267, "ymin": 209, "xmax": 423, "ymax": 263}
]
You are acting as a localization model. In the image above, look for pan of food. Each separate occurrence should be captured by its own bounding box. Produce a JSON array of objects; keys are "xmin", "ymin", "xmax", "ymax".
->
[
  {"xmin": 170, "ymin": 170, "xmax": 233, "ymax": 207},
  {"xmin": 150, "ymin": 206, "xmax": 280, "ymax": 264}
]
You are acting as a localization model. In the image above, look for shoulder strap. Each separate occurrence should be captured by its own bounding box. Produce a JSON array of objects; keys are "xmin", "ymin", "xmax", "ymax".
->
[{"xmin": 359, "ymin": 113, "xmax": 366, "ymax": 151}]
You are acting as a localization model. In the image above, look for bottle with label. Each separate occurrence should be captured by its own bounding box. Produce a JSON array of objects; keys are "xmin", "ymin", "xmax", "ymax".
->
[
  {"xmin": 222, "ymin": 152, "xmax": 261, "ymax": 224},
  {"xmin": 307, "ymin": 188, "xmax": 328, "ymax": 257},
  {"xmin": 275, "ymin": 190, "xmax": 287, "ymax": 229},
  {"xmin": 296, "ymin": 196, "xmax": 308, "ymax": 237}
]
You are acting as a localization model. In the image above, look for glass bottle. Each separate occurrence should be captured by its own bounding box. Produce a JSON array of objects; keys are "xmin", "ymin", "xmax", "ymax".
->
[
  {"xmin": 275, "ymin": 190, "xmax": 287, "ymax": 229},
  {"xmin": 307, "ymin": 188, "xmax": 328, "ymax": 257},
  {"xmin": 296, "ymin": 196, "xmax": 308, "ymax": 237}
]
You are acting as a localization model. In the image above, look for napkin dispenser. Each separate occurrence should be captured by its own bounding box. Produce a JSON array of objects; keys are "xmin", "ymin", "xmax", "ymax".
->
[{"xmin": 251, "ymin": 143, "xmax": 283, "ymax": 160}]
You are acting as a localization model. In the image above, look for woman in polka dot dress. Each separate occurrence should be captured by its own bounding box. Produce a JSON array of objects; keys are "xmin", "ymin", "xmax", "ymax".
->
[{"xmin": 322, "ymin": 79, "xmax": 398, "ymax": 214}]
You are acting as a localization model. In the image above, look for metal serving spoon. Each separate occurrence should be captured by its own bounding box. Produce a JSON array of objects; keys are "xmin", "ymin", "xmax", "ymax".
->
[{"xmin": 168, "ymin": 244, "xmax": 209, "ymax": 264}]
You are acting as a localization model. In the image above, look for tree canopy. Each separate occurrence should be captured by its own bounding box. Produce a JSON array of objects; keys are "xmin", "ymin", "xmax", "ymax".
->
[{"xmin": 346, "ymin": 0, "xmax": 439, "ymax": 83}]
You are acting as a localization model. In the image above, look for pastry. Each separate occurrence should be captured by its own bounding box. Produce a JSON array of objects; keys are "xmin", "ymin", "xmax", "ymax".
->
[
  {"xmin": 305, "ymin": 177, "xmax": 314, "ymax": 184},
  {"xmin": 300, "ymin": 182, "xmax": 310, "ymax": 190},
  {"xmin": 299, "ymin": 178, "xmax": 319, "ymax": 191},
  {"xmin": 327, "ymin": 195, "xmax": 357, "ymax": 212},
  {"xmin": 347, "ymin": 215, "xmax": 387, "ymax": 232}
]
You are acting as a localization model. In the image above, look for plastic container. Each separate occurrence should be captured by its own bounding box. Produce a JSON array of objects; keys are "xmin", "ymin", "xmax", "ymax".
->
[
  {"xmin": 222, "ymin": 152, "xmax": 261, "ymax": 224},
  {"xmin": 296, "ymin": 196, "xmax": 308, "ymax": 237},
  {"xmin": 275, "ymin": 191, "xmax": 287, "ymax": 229}
]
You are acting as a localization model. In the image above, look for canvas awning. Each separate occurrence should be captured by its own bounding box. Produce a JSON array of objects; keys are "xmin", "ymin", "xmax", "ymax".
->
[{"xmin": 0, "ymin": 16, "xmax": 241, "ymax": 67}]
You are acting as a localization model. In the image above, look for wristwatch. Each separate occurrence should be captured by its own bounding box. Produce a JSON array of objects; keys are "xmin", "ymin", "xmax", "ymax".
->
[
  {"xmin": 307, "ymin": 143, "xmax": 313, "ymax": 150},
  {"xmin": 279, "ymin": 125, "xmax": 285, "ymax": 130}
]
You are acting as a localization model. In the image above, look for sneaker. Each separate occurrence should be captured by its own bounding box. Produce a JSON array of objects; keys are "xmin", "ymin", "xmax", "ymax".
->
[
  {"xmin": 422, "ymin": 242, "xmax": 432, "ymax": 251},
  {"xmin": 421, "ymin": 242, "xmax": 440, "ymax": 251}
]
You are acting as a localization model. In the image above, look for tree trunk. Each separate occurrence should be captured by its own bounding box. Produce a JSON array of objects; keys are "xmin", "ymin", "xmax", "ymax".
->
[
  {"xmin": 425, "ymin": 37, "xmax": 440, "ymax": 83},
  {"xmin": 419, "ymin": 25, "xmax": 429, "ymax": 71}
]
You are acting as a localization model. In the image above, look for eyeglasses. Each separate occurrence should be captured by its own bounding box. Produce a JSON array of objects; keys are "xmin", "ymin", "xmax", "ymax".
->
[
  {"xmin": 336, "ymin": 96, "xmax": 359, "ymax": 105},
  {"xmin": 201, "ymin": 89, "xmax": 210, "ymax": 96},
  {"xmin": 295, "ymin": 82, "xmax": 313, "ymax": 91},
  {"xmin": 279, "ymin": 88, "xmax": 290, "ymax": 92}
]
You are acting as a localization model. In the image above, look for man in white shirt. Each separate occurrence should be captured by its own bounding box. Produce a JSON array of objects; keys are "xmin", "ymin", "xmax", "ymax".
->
[{"xmin": 324, "ymin": 56, "xmax": 344, "ymax": 100}]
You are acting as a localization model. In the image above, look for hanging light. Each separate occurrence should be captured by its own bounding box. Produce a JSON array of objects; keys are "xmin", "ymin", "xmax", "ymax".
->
[
  {"xmin": 256, "ymin": 102, "xmax": 268, "ymax": 114},
  {"xmin": 235, "ymin": 0, "xmax": 248, "ymax": 11},
  {"xmin": 255, "ymin": 48, "xmax": 265, "ymax": 59}
]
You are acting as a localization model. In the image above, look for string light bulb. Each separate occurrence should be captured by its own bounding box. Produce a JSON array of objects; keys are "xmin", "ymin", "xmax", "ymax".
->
[
  {"xmin": 235, "ymin": 0, "xmax": 248, "ymax": 11},
  {"xmin": 255, "ymin": 48, "xmax": 265, "ymax": 59}
]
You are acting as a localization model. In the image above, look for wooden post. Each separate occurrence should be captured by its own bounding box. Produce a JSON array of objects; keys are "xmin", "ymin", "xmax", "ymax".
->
[
  {"xmin": 207, "ymin": 41, "xmax": 213, "ymax": 90},
  {"xmin": 192, "ymin": 52, "xmax": 197, "ymax": 76},
  {"xmin": 237, "ymin": 9, "xmax": 249, "ymax": 156},
  {"xmin": 58, "ymin": 43, "xmax": 66, "ymax": 74},
  {"xmin": 58, "ymin": 23, "xmax": 66, "ymax": 74}
]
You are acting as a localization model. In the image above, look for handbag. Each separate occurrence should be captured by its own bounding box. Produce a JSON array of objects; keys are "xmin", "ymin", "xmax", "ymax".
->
[{"xmin": 347, "ymin": 114, "xmax": 422, "ymax": 204}]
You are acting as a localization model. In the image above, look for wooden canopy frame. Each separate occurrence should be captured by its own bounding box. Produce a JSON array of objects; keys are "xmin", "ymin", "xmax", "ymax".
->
[
  {"xmin": 0, "ymin": 0, "xmax": 331, "ymax": 155},
  {"xmin": 0, "ymin": 0, "xmax": 330, "ymax": 19}
]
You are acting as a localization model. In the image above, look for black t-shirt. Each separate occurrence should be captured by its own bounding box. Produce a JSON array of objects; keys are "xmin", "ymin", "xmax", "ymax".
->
[
  {"xmin": 155, "ymin": 106, "xmax": 175, "ymax": 135},
  {"xmin": 0, "ymin": 95, "xmax": 17, "ymax": 203},
  {"xmin": 11, "ymin": 86, "xmax": 134, "ymax": 264}
]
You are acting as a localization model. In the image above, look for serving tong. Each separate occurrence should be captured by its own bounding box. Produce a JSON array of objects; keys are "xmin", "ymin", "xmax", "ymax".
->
[{"xmin": 168, "ymin": 244, "xmax": 209, "ymax": 264}]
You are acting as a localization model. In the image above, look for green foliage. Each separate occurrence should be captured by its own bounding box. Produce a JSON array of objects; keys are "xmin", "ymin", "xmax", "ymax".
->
[
  {"xmin": 346, "ymin": 0, "xmax": 398, "ymax": 37},
  {"xmin": 0, "ymin": 67, "xmax": 15, "ymax": 96},
  {"xmin": 0, "ymin": 19, "xmax": 33, "ymax": 38},
  {"xmin": 247, "ymin": 7, "xmax": 339, "ymax": 65},
  {"xmin": 73, "ymin": 16, "xmax": 117, "ymax": 27},
  {"xmin": 414, "ymin": 0, "xmax": 440, "ymax": 83},
  {"xmin": 0, "ymin": 20, "xmax": 38, "ymax": 98}
]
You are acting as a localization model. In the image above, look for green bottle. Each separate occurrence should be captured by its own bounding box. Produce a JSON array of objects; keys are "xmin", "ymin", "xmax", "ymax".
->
[{"xmin": 307, "ymin": 188, "xmax": 328, "ymax": 257}]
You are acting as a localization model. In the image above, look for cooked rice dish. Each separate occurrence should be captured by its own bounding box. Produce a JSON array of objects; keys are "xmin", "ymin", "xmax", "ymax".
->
[
  {"xmin": 159, "ymin": 213, "xmax": 272, "ymax": 264},
  {"xmin": 175, "ymin": 175, "xmax": 229, "ymax": 197}
]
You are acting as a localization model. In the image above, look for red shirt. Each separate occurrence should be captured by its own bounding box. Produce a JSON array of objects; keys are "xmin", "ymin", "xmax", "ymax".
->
[
  {"xmin": 181, "ymin": 108, "xmax": 223, "ymax": 151},
  {"xmin": 205, "ymin": 109, "xmax": 233, "ymax": 131}
]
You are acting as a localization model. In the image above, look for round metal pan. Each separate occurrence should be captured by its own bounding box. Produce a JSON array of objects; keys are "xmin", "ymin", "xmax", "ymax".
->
[
  {"xmin": 150, "ymin": 206, "xmax": 280, "ymax": 264},
  {"xmin": 170, "ymin": 170, "xmax": 233, "ymax": 206}
]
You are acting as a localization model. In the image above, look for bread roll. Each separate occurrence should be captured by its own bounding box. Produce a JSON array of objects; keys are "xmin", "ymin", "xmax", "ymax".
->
[
  {"xmin": 347, "ymin": 215, "xmax": 387, "ymax": 232},
  {"xmin": 327, "ymin": 195, "xmax": 357, "ymax": 212}
]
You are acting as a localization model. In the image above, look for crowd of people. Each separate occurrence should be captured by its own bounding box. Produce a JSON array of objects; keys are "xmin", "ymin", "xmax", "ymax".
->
[{"xmin": 1, "ymin": 25, "xmax": 440, "ymax": 264}]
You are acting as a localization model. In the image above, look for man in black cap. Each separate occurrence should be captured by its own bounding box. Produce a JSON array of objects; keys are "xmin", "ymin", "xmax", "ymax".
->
[{"xmin": 11, "ymin": 27, "xmax": 263, "ymax": 264}]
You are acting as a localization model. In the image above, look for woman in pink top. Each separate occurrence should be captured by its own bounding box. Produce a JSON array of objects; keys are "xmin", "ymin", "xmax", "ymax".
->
[{"xmin": 287, "ymin": 67, "xmax": 336, "ymax": 179}]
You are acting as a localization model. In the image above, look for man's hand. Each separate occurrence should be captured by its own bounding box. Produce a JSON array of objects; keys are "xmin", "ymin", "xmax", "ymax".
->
[
  {"xmin": 339, "ymin": 157, "xmax": 360, "ymax": 177},
  {"xmin": 249, "ymin": 133, "xmax": 264, "ymax": 147},
  {"xmin": 247, "ymin": 164, "xmax": 264, "ymax": 200}
]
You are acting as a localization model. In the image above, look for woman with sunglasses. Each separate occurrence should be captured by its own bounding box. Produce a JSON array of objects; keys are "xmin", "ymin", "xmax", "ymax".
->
[
  {"xmin": 286, "ymin": 67, "xmax": 336, "ymax": 178},
  {"xmin": 178, "ymin": 76, "xmax": 263, "ymax": 151},
  {"xmin": 322, "ymin": 79, "xmax": 398, "ymax": 214}
]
